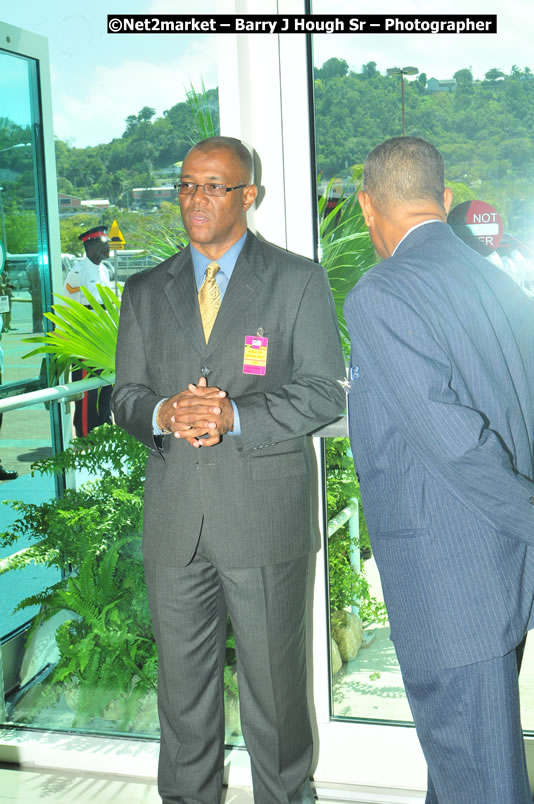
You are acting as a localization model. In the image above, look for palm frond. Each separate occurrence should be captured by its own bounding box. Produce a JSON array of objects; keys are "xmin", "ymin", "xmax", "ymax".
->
[
  {"xmin": 22, "ymin": 285, "xmax": 121, "ymax": 380},
  {"xmin": 128, "ymin": 222, "xmax": 188, "ymax": 262},
  {"xmin": 319, "ymin": 178, "xmax": 376, "ymax": 354}
]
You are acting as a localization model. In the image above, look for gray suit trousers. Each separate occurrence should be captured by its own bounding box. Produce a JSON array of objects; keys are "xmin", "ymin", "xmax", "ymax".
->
[{"xmin": 144, "ymin": 551, "xmax": 315, "ymax": 804}]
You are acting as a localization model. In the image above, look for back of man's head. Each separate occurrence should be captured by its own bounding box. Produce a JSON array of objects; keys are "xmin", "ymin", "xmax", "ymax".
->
[{"xmin": 363, "ymin": 137, "xmax": 445, "ymax": 213}]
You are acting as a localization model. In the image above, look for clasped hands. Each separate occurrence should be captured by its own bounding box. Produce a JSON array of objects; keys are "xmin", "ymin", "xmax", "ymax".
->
[{"xmin": 157, "ymin": 377, "xmax": 234, "ymax": 448}]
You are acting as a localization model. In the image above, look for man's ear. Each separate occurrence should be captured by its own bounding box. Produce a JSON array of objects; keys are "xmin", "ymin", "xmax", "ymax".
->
[
  {"xmin": 243, "ymin": 183, "xmax": 258, "ymax": 212},
  {"xmin": 443, "ymin": 186, "xmax": 453, "ymax": 216},
  {"xmin": 358, "ymin": 190, "xmax": 373, "ymax": 227}
]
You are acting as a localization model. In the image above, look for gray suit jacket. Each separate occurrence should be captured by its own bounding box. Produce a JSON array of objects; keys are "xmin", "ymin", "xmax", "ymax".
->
[
  {"xmin": 112, "ymin": 231, "xmax": 346, "ymax": 568},
  {"xmin": 345, "ymin": 221, "xmax": 534, "ymax": 670}
]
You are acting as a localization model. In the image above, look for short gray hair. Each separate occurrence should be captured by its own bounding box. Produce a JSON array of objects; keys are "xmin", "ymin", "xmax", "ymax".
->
[
  {"xmin": 363, "ymin": 137, "xmax": 445, "ymax": 211},
  {"xmin": 186, "ymin": 136, "xmax": 254, "ymax": 183}
]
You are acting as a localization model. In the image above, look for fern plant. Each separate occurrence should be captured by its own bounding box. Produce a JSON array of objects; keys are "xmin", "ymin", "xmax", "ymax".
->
[
  {"xmin": 1, "ymin": 425, "xmax": 156, "ymax": 729},
  {"xmin": 2, "ymin": 424, "xmax": 243, "ymax": 730},
  {"xmin": 34, "ymin": 535, "xmax": 157, "ymax": 728}
]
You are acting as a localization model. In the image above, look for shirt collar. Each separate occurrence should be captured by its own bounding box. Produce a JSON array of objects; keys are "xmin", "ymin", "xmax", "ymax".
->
[
  {"xmin": 191, "ymin": 231, "xmax": 248, "ymax": 288},
  {"xmin": 392, "ymin": 219, "xmax": 442, "ymax": 256}
]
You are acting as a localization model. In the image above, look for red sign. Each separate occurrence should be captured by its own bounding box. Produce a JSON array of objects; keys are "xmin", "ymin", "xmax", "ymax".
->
[{"xmin": 448, "ymin": 200, "xmax": 503, "ymax": 256}]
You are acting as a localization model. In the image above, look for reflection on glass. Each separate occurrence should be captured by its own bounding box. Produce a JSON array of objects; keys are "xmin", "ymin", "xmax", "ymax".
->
[
  {"xmin": 325, "ymin": 437, "xmax": 411, "ymax": 723},
  {"xmin": 0, "ymin": 51, "xmax": 43, "ymax": 358},
  {"xmin": 0, "ymin": 24, "xmax": 243, "ymax": 743},
  {"xmin": 0, "ymin": 47, "xmax": 58, "ymax": 647},
  {"xmin": 2, "ymin": 422, "xmax": 245, "ymax": 745},
  {"xmin": 314, "ymin": 0, "xmax": 534, "ymax": 729}
]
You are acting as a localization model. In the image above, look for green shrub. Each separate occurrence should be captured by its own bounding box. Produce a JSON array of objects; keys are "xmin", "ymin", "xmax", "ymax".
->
[
  {"xmin": 1, "ymin": 424, "xmax": 155, "ymax": 728},
  {"xmin": 325, "ymin": 437, "xmax": 386, "ymax": 625}
]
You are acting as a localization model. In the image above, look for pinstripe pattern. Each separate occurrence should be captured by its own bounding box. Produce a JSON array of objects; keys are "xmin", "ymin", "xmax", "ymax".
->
[
  {"xmin": 344, "ymin": 221, "xmax": 534, "ymax": 801},
  {"xmin": 112, "ymin": 230, "xmax": 345, "ymax": 802},
  {"xmin": 403, "ymin": 650, "xmax": 530, "ymax": 803},
  {"xmin": 145, "ymin": 554, "xmax": 315, "ymax": 804},
  {"xmin": 112, "ymin": 231, "xmax": 346, "ymax": 569}
]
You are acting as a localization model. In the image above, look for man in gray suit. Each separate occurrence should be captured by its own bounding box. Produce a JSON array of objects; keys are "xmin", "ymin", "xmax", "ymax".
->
[
  {"xmin": 112, "ymin": 136, "xmax": 346, "ymax": 803},
  {"xmin": 344, "ymin": 137, "xmax": 534, "ymax": 803}
]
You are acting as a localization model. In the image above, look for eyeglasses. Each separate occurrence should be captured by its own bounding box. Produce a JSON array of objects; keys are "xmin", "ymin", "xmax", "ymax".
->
[{"xmin": 174, "ymin": 181, "xmax": 248, "ymax": 197}]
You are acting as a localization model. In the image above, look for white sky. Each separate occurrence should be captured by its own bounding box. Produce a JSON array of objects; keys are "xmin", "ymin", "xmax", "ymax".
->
[{"xmin": 1, "ymin": 0, "xmax": 532, "ymax": 147}]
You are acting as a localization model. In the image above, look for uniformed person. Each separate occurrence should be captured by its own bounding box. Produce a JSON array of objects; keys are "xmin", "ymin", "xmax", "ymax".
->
[{"xmin": 64, "ymin": 226, "xmax": 115, "ymax": 437}]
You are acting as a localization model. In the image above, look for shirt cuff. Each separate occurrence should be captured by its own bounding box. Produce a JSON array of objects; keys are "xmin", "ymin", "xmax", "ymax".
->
[
  {"xmin": 229, "ymin": 400, "xmax": 241, "ymax": 436},
  {"xmin": 153, "ymin": 398, "xmax": 169, "ymax": 434}
]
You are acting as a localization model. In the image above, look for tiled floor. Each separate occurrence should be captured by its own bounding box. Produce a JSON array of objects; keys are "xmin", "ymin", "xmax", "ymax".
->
[
  {"xmin": 0, "ymin": 766, "xmax": 257, "ymax": 803},
  {"xmin": 0, "ymin": 765, "xmax": 422, "ymax": 803}
]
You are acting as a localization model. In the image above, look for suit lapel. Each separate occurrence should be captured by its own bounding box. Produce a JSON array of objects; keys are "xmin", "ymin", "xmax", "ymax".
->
[
  {"xmin": 162, "ymin": 234, "xmax": 266, "ymax": 358},
  {"xmin": 204, "ymin": 233, "xmax": 266, "ymax": 356},
  {"xmin": 163, "ymin": 248, "xmax": 205, "ymax": 356}
]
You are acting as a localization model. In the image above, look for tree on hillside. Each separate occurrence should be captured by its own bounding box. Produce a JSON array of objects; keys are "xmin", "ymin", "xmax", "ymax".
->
[
  {"xmin": 315, "ymin": 57, "xmax": 349, "ymax": 80},
  {"xmin": 453, "ymin": 68, "xmax": 473, "ymax": 87},
  {"xmin": 60, "ymin": 213, "xmax": 100, "ymax": 255},
  {"xmin": 4, "ymin": 211, "xmax": 38, "ymax": 254},
  {"xmin": 485, "ymin": 68, "xmax": 505, "ymax": 82},
  {"xmin": 361, "ymin": 61, "xmax": 377, "ymax": 78},
  {"xmin": 124, "ymin": 107, "xmax": 156, "ymax": 135},
  {"xmin": 416, "ymin": 72, "xmax": 427, "ymax": 92}
]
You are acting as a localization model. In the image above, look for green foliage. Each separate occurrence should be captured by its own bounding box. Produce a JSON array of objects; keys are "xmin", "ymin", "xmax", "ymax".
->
[
  {"xmin": 32, "ymin": 534, "xmax": 157, "ymax": 728},
  {"xmin": 329, "ymin": 525, "xmax": 386, "ymax": 625},
  {"xmin": 51, "ymin": 83, "xmax": 219, "ymax": 206},
  {"xmin": 319, "ymin": 180, "xmax": 375, "ymax": 355},
  {"xmin": 1, "ymin": 425, "xmax": 154, "ymax": 728},
  {"xmin": 4, "ymin": 211, "xmax": 38, "ymax": 254},
  {"xmin": 224, "ymin": 628, "xmax": 238, "ymax": 698},
  {"xmin": 326, "ymin": 438, "xmax": 386, "ymax": 625},
  {"xmin": 445, "ymin": 179, "xmax": 476, "ymax": 206},
  {"xmin": 186, "ymin": 79, "xmax": 219, "ymax": 140},
  {"xmin": 125, "ymin": 201, "xmax": 188, "ymax": 260},
  {"xmin": 1, "ymin": 425, "xmax": 147, "ymax": 568},
  {"xmin": 485, "ymin": 68, "xmax": 505, "ymax": 82},
  {"xmin": 22, "ymin": 284, "xmax": 120, "ymax": 380},
  {"xmin": 315, "ymin": 57, "xmax": 349, "ymax": 80},
  {"xmin": 1, "ymin": 424, "xmax": 242, "ymax": 726},
  {"xmin": 313, "ymin": 60, "xmax": 534, "ymax": 235},
  {"xmin": 59, "ymin": 213, "xmax": 99, "ymax": 255}
]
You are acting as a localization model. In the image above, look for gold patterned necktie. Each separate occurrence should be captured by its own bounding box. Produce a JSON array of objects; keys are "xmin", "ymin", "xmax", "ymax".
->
[{"xmin": 198, "ymin": 261, "xmax": 221, "ymax": 343}]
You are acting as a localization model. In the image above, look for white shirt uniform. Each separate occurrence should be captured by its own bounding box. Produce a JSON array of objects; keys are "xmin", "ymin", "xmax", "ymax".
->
[{"xmin": 64, "ymin": 255, "xmax": 114, "ymax": 305}]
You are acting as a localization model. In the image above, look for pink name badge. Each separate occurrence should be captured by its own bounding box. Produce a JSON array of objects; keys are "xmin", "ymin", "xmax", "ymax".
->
[{"xmin": 243, "ymin": 335, "xmax": 268, "ymax": 375}]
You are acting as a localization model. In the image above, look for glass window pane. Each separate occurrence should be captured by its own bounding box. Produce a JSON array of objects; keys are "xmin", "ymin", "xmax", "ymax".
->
[
  {"xmin": 0, "ymin": 7, "xmax": 247, "ymax": 747},
  {"xmin": 0, "ymin": 47, "xmax": 60, "ymax": 644},
  {"xmin": 314, "ymin": 0, "xmax": 534, "ymax": 730}
]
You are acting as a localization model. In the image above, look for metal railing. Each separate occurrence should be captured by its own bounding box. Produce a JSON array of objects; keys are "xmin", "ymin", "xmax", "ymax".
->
[
  {"xmin": 0, "ymin": 372, "xmax": 115, "ymax": 413},
  {"xmin": 0, "ymin": 373, "xmax": 115, "ymax": 578},
  {"xmin": 0, "ymin": 378, "xmax": 349, "ymax": 577}
]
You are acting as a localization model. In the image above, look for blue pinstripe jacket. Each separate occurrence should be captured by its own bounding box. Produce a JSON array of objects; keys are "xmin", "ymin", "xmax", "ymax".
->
[{"xmin": 345, "ymin": 221, "xmax": 534, "ymax": 670}]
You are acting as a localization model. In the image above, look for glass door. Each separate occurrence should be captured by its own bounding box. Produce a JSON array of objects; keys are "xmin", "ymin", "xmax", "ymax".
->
[
  {"xmin": 0, "ymin": 45, "xmax": 62, "ymax": 642},
  {"xmin": 311, "ymin": 0, "xmax": 534, "ymax": 792}
]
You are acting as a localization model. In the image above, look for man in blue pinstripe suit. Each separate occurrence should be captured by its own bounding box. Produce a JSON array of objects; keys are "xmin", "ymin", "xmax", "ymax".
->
[{"xmin": 344, "ymin": 136, "xmax": 534, "ymax": 803}]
